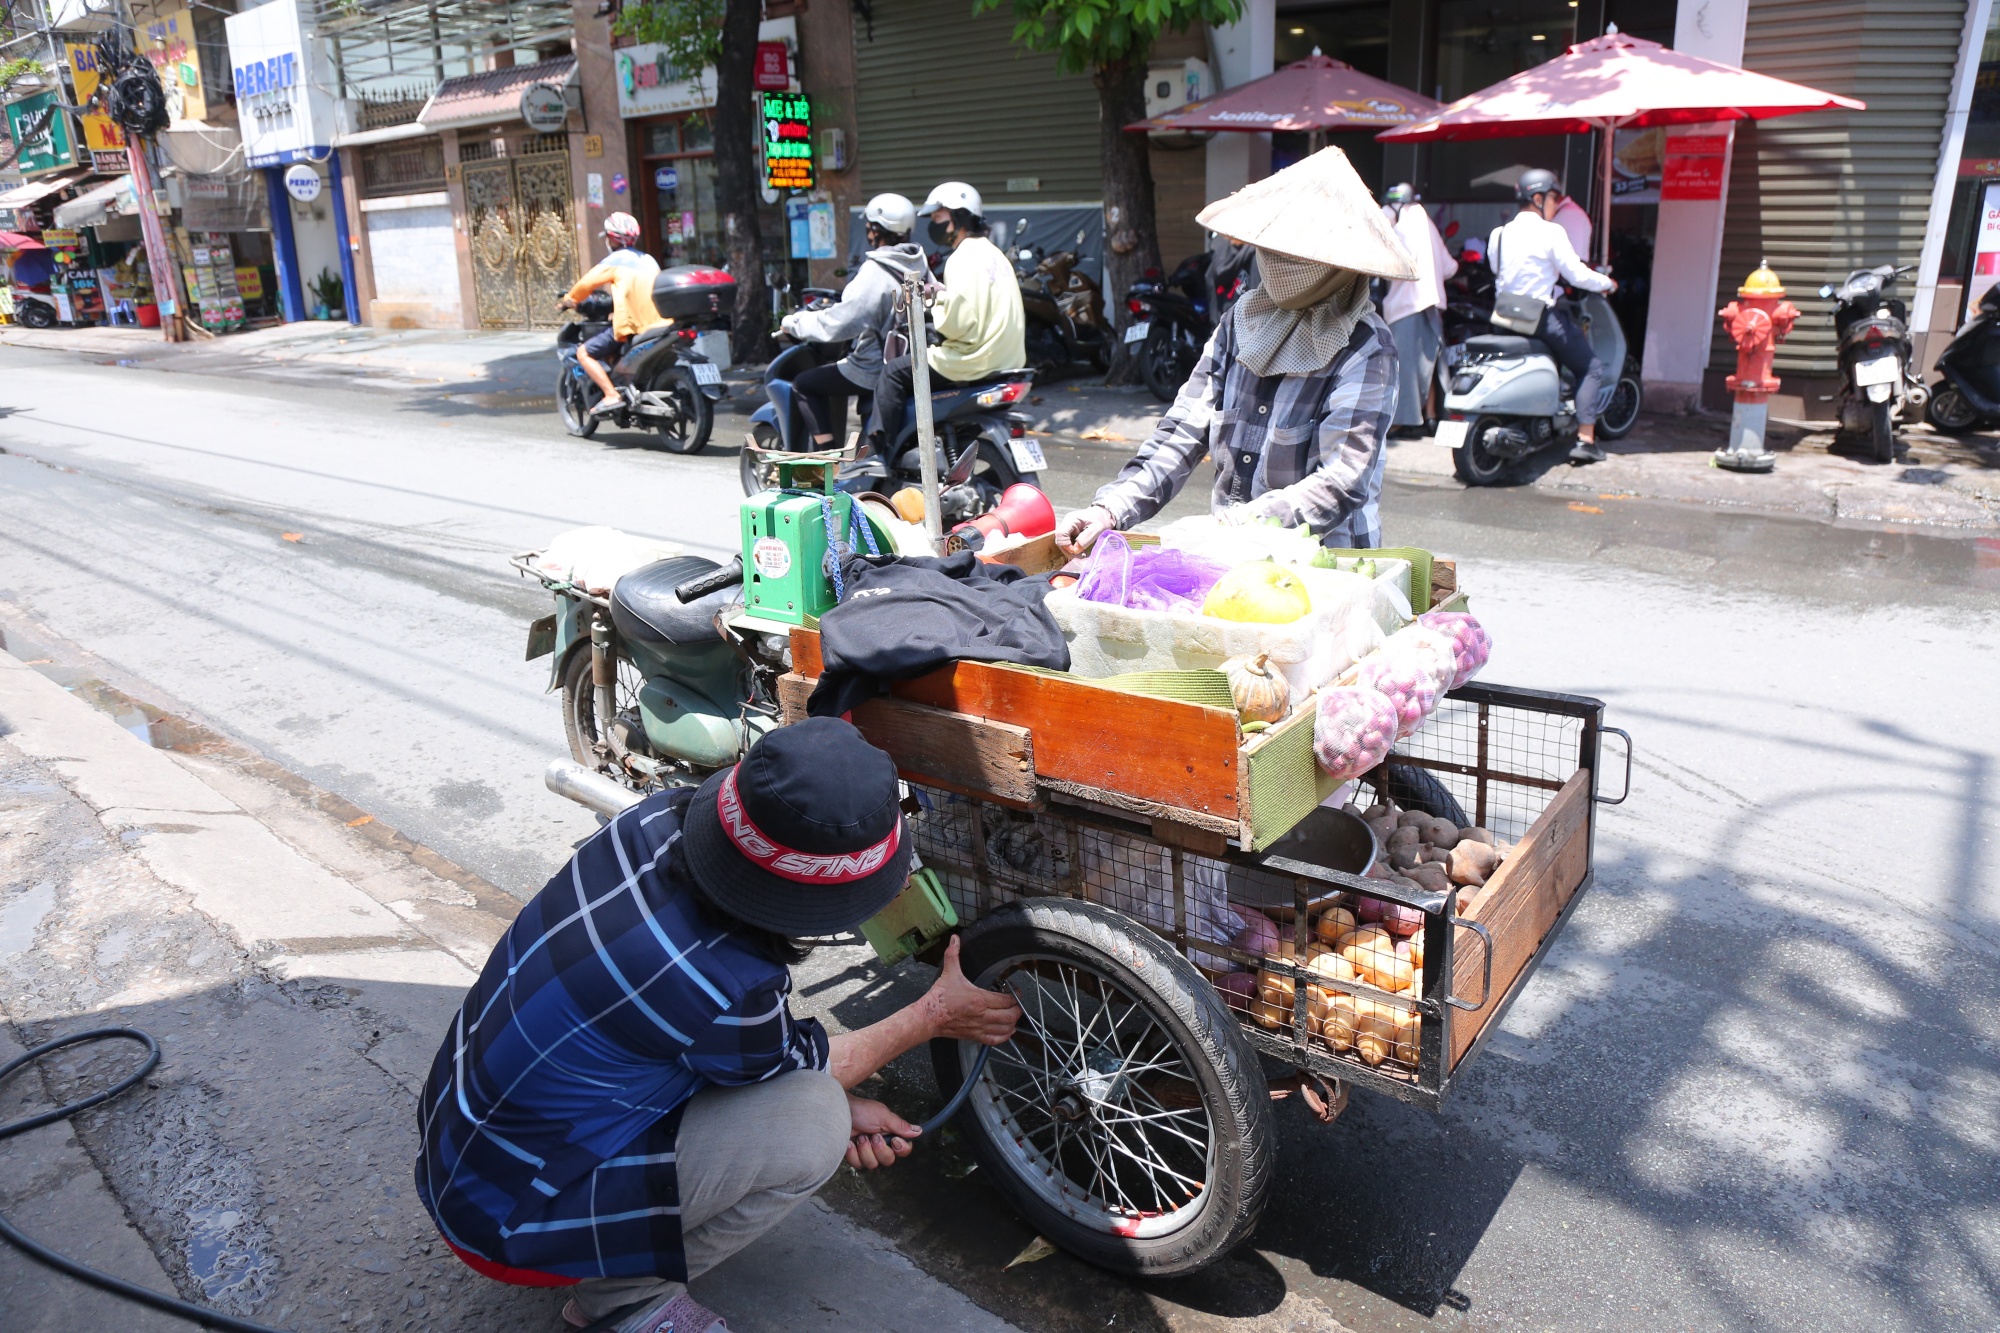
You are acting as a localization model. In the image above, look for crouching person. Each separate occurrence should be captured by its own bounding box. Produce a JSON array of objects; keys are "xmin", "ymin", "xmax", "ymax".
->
[{"xmin": 415, "ymin": 719, "xmax": 1021, "ymax": 1333}]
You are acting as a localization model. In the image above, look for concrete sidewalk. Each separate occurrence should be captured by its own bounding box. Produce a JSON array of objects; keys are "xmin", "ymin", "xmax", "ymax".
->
[{"xmin": 0, "ymin": 647, "xmax": 1021, "ymax": 1333}]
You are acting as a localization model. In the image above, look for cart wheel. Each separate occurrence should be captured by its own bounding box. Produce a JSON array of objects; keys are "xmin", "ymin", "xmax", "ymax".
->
[
  {"xmin": 930, "ymin": 899, "xmax": 1273, "ymax": 1278},
  {"xmin": 1365, "ymin": 762, "xmax": 1469, "ymax": 826}
]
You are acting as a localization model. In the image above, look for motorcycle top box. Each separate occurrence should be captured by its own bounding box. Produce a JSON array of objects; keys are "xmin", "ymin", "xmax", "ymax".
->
[{"xmin": 652, "ymin": 264, "xmax": 736, "ymax": 324}]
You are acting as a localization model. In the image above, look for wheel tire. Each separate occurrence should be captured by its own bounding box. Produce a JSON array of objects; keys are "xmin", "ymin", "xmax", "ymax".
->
[
  {"xmin": 1869, "ymin": 400, "xmax": 1896, "ymax": 464},
  {"xmin": 1142, "ymin": 333, "xmax": 1197, "ymax": 402},
  {"xmin": 652, "ymin": 369, "xmax": 713, "ymax": 455},
  {"xmin": 1364, "ymin": 762, "xmax": 1470, "ymax": 826},
  {"xmin": 739, "ymin": 421, "xmax": 784, "ymax": 496},
  {"xmin": 931, "ymin": 899, "xmax": 1274, "ymax": 1278},
  {"xmin": 557, "ymin": 369, "xmax": 599, "ymax": 439},
  {"xmin": 557, "ymin": 643, "xmax": 651, "ymax": 792},
  {"xmin": 18, "ymin": 301, "xmax": 55, "ymax": 330},
  {"xmin": 1595, "ymin": 373, "xmax": 1642, "ymax": 440},
  {"xmin": 1452, "ymin": 416, "xmax": 1522, "ymax": 487},
  {"xmin": 1925, "ymin": 384, "xmax": 1980, "ymax": 434}
]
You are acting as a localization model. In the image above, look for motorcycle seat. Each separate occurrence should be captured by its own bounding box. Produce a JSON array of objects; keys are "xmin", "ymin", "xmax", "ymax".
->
[
  {"xmin": 896, "ymin": 370, "xmax": 1034, "ymax": 428},
  {"xmin": 1465, "ymin": 334, "xmax": 1552, "ymax": 358},
  {"xmin": 611, "ymin": 556, "xmax": 732, "ymax": 646},
  {"xmin": 628, "ymin": 322, "xmax": 675, "ymax": 350}
]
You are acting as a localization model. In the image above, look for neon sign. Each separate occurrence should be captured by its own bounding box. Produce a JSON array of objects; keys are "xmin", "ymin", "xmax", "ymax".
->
[{"xmin": 762, "ymin": 92, "xmax": 813, "ymax": 192}]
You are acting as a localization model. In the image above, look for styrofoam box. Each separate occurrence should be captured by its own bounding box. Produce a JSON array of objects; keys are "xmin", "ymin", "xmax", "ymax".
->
[{"xmin": 1050, "ymin": 559, "xmax": 1411, "ymax": 694}]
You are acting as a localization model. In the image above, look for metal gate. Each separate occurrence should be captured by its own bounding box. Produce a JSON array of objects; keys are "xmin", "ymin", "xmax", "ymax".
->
[{"xmin": 464, "ymin": 150, "xmax": 578, "ymax": 330}]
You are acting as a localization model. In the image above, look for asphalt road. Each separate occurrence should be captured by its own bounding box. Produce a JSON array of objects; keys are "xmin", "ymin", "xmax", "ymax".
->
[{"xmin": 1, "ymin": 347, "xmax": 1995, "ymax": 1333}]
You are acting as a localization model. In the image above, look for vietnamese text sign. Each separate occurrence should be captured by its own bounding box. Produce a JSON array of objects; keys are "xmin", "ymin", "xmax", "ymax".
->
[
  {"xmin": 4, "ymin": 92, "xmax": 78, "ymax": 177},
  {"xmin": 1968, "ymin": 183, "xmax": 2000, "ymax": 311},
  {"xmin": 1661, "ymin": 133, "xmax": 1729, "ymax": 202},
  {"xmin": 754, "ymin": 43, "xmax": 790, "ymax": 91},
  {"xmin": 762, "ymin": 92, "xmax": 813, "ymax": 192},
  {"xmin": 143, "ymin": 9, "xmax": 206, "ymax": 123}
]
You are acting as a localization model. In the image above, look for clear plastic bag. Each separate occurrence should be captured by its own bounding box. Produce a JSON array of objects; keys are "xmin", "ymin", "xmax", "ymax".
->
[{"xmin": 1314, "ymin": 686, "xmax": 1400, "ymax": 783}]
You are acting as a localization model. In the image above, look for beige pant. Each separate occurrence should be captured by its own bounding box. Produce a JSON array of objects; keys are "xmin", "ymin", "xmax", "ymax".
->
[{"xmin": 570, "ymin": 1070, "xmax": 849, "ymax": 1326}]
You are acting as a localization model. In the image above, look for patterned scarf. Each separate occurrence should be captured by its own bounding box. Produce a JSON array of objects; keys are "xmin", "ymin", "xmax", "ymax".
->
[{"xmin": 1233, "ymin": 252, "xmax": 1370, "ymax": 377}]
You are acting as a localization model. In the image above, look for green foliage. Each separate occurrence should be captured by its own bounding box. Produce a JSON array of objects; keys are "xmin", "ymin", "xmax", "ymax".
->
[
  {"xmin": 973, "ymin": 0, "xmax": 1244, "ymax": 74},
  {"xmin": 612, "ymin": 0, "xmax": 728, "ymax": 82},
  {"xmin": 0, "ymin": 56, "xmax": 43, "ymax": 95}
]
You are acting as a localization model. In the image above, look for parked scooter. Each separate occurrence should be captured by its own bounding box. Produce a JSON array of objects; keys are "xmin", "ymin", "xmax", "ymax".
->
[
  {"xmin": 10, "ymin": 287, "xmax": 59, "ymax": 328},
  {"xmin": 1924, "ymin": 281, "xmax": 2000, "ymax": 433},
  {"xmin": 555, "ymin": 264, "xmax": 733, "ymax": 453},
  {"xmin": 1012, "ymin": 221, "xmax": 1109, "ymax": 378},
  {"xmin": 1819, "ymin": 263, "xmax": 1920, "ymax": 462},
  {"xmin": 741, "ymin": 329, "xmax": 1045, "ymax": 526},
  {"xmin": 1126, "ymin": 253, "xmax": 1214, "ymax": 402},
  {"xmin": 1435, "ymin": 290, "xmax": 1643, "ymax": 486}
]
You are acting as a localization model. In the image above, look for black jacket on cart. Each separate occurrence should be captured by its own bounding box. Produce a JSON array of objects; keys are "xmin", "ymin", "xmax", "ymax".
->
[{"xmin": 805, "ymin": 553, "xmax": 1069, "ymax": 718}]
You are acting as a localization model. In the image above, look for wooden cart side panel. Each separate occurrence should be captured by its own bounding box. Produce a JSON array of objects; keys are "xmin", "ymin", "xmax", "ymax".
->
[
  {"xmin": 775, "ymin": 674, "xmax": 1038, "ymax": 804},
  {"xmin": 1447, "ymin": 770, "xmax": 1592, "ymax": 1068},
  {"xmin": 784, "ymin": 630, "xmax": 1242, "ymax": 818}
]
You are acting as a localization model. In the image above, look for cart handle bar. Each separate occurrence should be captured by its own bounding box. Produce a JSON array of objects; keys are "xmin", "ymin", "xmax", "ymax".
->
[
  {"xmin": 676, "ymin": 557, "xmax": 745, "ymax": 603},
  {"xmin": 1595, "ymin": 727, "xmax": 1633, "ymax": 805},
  {"xmin": 1443, "ymin": 913, "xmax": 1494, "ymax": 1013}
]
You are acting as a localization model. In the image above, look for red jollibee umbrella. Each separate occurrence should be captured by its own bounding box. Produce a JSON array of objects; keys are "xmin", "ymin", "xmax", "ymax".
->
[
  {"xmin": 1127, "ymin": 56, "xmax": 1441, "ymax": 134},
  {"xmin": 1378, "ymin": 29, "xmax": 1865, "ymax": 263},
  {"xmin": 0, "ymin": 231, "xmax": 46, "ymax": 251}
]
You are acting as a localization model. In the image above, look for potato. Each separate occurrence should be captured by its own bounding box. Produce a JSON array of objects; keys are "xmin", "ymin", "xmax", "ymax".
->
[
  {"xmin": 1313, "ymin": 905, "xmax": 1357, "ymax": 946},
  {"xmin": 1449, "ymin": 840, "xmax": 1502, "ymax": 887},
  {"xmin": 1406, "ymin": 931, "xmax": 1425, "ymax": 970},
  {"xmin": 1315, "ymin": 992, "xmax": 1358, "ymax": 1052},
  {"xmin": 1365, "ymin": 817, "xmax": 1397, "ymax": 844},
  {"xmin": 1418, "ymin": 845, "xmax": 1452, "ymax": 865},
  {"xmin": 1406, "ymin": 863, "xmax": 1452, "ymax": 896},
  {"xmin": 1253, "ymin": 967, "xmax": 1295, "ymax": 1029},
  {"xmin": 1389, "ymin": 845, "xmax": 1424, "ymax": 871},
  {"xmin": 1339, "ymin": 926, "xmax": 1413, "ymax": 992},
  {"xmin": 1352, "ymin": 999, "xmax": 1421, "ymax": 1066},
  {"xmin": 1395, "ymin": 809, "xmax": 1431, "ymax": 831},
  {"xmin": 1305, "ymin": 949, "xmax": 1357, "ymax": 984},
  {"xmin": 1459, "ymin": 826, "xmax": 1497, "ymax": 846},
  {"xmin": 1425, "ymin": 818, "xmax": 1461, "ymax": 849},
  {"xmin": 1386, "ymin": 824, "xmax": 1421, "ymax": 850}
]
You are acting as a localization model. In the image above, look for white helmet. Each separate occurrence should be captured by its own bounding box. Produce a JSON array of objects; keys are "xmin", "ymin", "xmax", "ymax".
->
[
  {"xmin": 862, "ymin": 192, "xmax": 917, "ymax": 239},
  {"xmin": 921, "ymin": 181, "xmax": 983, "ymax": 219},
  {"xmin": 603, "ymin": 211, "xmax": 641, "ymax": 245}
]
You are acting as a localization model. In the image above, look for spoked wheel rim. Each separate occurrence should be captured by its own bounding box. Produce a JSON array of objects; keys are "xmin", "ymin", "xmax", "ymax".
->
[
  {"xmin": 739, "ymin": 423, "xmax": 783, "ymax": 496},
  {"xmin": 652, "ymin": 377, "xmax": 705, "ymax": 452},
  {"xmin": 1597, "ymin": 375, "xmax": 1642, "ymax": 439},
  {"xmin": 565, "ymin": 649, "xmax": 651, "ymax": 777},
  {"xmin": 557, "ymin": 370, "xmax": 597, "ymax": 437},
  {"xmin": 962, "ymin": 955, "xmax": 1215, "ymax": 1240}
]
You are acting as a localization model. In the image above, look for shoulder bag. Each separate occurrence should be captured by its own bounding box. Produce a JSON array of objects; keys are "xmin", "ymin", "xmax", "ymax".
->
[{"xmin": 1487, "ymin": 230, "xmax": 1548, "ymax": 336}]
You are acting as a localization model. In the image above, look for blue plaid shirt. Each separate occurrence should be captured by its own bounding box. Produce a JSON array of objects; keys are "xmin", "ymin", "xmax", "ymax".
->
[
  {"xmin": 415, "ymin": 788, "xmax": 829, "ymax": 1279},
  {"xmin": 1093, "ymin": 305, "xmax": 1397, "ymax": 549}
]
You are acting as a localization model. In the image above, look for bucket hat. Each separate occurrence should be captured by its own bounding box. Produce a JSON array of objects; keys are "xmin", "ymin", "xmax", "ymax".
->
[
  {"xmin": 681, "ymin": 717, "xmax": 910, "ymax": 936},
  {"xmin": 1197, "ymin": 147, "xmax": 1416, "ymax": 282}
]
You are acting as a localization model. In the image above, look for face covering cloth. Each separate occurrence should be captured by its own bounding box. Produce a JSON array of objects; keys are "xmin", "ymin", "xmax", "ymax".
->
[{"xmin": 1232, "ymin": 252, "xmax": 1371, "ymax": 377}]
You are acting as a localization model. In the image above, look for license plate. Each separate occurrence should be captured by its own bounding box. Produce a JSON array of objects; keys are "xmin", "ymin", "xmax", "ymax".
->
[
  {"xmin": 1123, "ymin": 321, "xmax": 1151, "ymax": 344},
  {"xmin": 1009, "ymin": 438, "xmax": 1047, "ymax": 472},
  {"xmin": 1853, "ymin": 354, "xmax": 1899, "ymax": 388},
  {"xmin": 1431, "ymin": 419, "xmax": 1470, "ymax": 450},
  {"xmin": 689, "ymin": 361, "xmax": 722, "ymax": 385}
]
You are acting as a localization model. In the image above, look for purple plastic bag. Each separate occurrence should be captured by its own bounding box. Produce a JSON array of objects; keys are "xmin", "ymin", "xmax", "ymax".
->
[{"xmin": 1075, "ymin": 532, "xmax": 1229, "ymax": 612}]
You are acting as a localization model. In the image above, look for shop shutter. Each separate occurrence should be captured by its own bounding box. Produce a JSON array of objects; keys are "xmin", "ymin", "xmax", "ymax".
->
[
  {"xmin": 1712, "ymin": 0, "xmax": 1966, "ymax": 375},
  {"xmin": 853, "ymin": 0, "xmax": 1103, "ymax": 204}
]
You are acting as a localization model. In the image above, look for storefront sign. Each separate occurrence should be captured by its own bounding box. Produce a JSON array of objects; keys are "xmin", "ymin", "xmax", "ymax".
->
[
  {"xmin": 225, "ymin": 0, "xmax": 336, "ymax": 167},
  {"xmin": 655, "ymin": 164, "xmax": 679, "ymax": 191},
  {"xmin": 1610, "ymin": 127, "xmax": 1663, "ymax": 204},
  {"xmin": 1968, "ymin": 182, "xmax": 2000, "ymax": 311},
  {"xmin": 753, "ymin": 43, "xmax": 790, "ymax": 91},
  {"xmin": 79, "ymin": 112, "xmax": 126, "ymax": 154},
  {"xmin": 520, "ymin": 84, "xmax": 568, "ymax": 133},
  {"xmin": 762, "ymin": 92, "xmax": 813, "ymax": 192},
  {"xmin": 65, "ymin": 40, "xmax": 103, "ymax": 103},
  {"xmin": 4, "ymin": 92, "xmax": 78, "ymax": 177},
  {"xmin": 235, "ymin": 265, "xmax": 263, "ymax": 300},
  {"xmin": 616, "ymin": 17, "xmax": 797, "ymax": 120},
  {"xmin": 91, "ymin": 150, "xmax": 128, "ymax": 173},
  {"xmin": 611, "ymin": 173, "xmax": 628, "ymax": 195},
  {"xmin": 1661, "ymin": 133, "xmax": 1729, "ymax": 202},
  {"xmin": 283, "ymin": 163, "xmax": 322, "ymax": 201},
  {"xmin": 43, "ymin": 228, "xmax": 82, "ymax": 250},
  {"xmin": 142, "ymin": 9, "xmax": 206, "ymax": 123}
]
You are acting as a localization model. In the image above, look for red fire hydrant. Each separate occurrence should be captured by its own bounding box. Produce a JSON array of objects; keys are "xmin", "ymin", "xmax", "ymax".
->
[{"xmin": 1714, "ymin": 261, "xmax": 1799, "ymax": 473}]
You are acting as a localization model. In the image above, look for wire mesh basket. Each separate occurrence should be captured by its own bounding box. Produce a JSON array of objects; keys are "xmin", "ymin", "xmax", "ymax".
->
[{"xmin": 906, "ymin": 681, "xmax": 1615, "ymax": 1109}]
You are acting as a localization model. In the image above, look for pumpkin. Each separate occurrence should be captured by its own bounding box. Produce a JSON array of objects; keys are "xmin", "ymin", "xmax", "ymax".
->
[
  {"xmin": 1203, "ymin": 560, "xmax": 1312, "ymax": 624},
  {"xmin": 1223, "ymin": 653, "xmax": 1291, "ymax": 725}
]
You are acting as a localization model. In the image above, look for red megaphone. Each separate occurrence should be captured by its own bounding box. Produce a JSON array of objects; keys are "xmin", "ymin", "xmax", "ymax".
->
[{"xmin": 948, "ymin": 483, "xmax": 1056, "ymax": 552}]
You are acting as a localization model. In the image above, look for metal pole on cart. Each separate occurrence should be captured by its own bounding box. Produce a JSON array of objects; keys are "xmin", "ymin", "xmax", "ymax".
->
[{"xmin": 903, "ymin": 277, "xmax": 945, "ymax": 549}]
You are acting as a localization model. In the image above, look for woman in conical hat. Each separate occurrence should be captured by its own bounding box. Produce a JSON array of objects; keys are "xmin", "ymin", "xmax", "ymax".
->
[{"xmin": 1056, "ymin": 147, "xmax": 1416, "ymax": 556}]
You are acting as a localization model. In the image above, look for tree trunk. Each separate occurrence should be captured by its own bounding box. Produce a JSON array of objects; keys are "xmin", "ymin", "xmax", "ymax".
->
[
  {"xmin": 1095, "ymin": 55, "xmax": 1161, "ymax": 387},
  {"xmin": 715, "ymin": 0, "xmax": 771, "ymax": 364}
]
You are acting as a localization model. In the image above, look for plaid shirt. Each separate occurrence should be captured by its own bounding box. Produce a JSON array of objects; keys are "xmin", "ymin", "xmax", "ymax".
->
[
  {"xmin": 1093, "ymin": 306, "xmax": 1398, "ymax": 548},
  {"xmin": 415, "ymin": 788, "xmax": 828, "ymax": 1281}
]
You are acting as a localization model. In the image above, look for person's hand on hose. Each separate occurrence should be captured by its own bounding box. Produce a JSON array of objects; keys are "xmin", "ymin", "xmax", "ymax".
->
[
  {"xmin": 921, "ymin": 936, "xmax": 1021, "ymax": 1045},
  {"xmin": 1054, "ymin": 505, "xmax": 1116, "ymax": 558},
  {"xmin": 845, "ymin": 1094, "xmax": 921, "ymax": 1170}
]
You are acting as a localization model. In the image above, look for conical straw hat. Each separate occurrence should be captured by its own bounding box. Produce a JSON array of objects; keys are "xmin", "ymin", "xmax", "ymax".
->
[{"xmin": 1197, "ymin": 147, "xmax": 1417, "ymax": 281}]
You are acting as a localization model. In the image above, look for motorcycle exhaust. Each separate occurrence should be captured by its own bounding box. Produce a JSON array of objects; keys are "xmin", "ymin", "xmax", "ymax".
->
[{"xmin": 545, "ymin": 759, "xmax": 643, "ymax": 819}]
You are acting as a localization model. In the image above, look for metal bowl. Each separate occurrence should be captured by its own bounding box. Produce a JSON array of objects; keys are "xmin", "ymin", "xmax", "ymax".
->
[{"xmin": 1223, "ymin": 806, "xmax": 1378, "ymax": 912}]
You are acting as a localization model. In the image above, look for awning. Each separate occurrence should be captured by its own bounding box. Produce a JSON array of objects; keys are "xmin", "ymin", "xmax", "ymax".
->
[
  {"xmin": 419, "ymin": 55, "xmax": 577, "ymax": 132},
  {"xmin": 0, "ymin": 171, "xmax": 91, "ymax": 209},
  {"xmin": 54, "ymin": 175, "xmax": 136, "ymax": 229}
]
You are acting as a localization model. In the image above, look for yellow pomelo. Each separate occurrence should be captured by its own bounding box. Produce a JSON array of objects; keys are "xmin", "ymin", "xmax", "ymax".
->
[{"xmin": 1202, "ymin": 560, "xmax": 1312, "ymax": 623}]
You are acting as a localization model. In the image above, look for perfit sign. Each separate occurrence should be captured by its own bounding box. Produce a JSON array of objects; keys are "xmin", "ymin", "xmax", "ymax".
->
[{"xmin": 761, "ymin": 92, "xmax": 813, "ymax": 192}]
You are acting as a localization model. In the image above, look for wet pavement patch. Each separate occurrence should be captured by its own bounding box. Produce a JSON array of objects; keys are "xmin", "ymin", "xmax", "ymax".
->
[{"xmin": 442, "ymin": 391, "xmax": 554, "ymax": 411}]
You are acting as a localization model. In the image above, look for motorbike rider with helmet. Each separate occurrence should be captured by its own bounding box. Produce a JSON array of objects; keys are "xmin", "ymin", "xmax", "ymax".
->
[
  {"xmin": 866, "ymin": 181, "xmax": 1026, "ymax": 453},
  {"xmin": 1487, "ymin": 168, "xmax": 1617, "ymax": 462},
  {"xmin": 778, "ymin": 193, "xmax": 927, "ymax": 450},
  {"xmin": 559, "ymin": 212, "xmax": 667, "ymax": 417}
]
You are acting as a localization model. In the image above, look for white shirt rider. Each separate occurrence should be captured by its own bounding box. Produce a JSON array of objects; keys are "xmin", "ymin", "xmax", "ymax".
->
[{"xmin": 1487, "ymin": 211, "xmax": 1613, "ymax": 306}]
